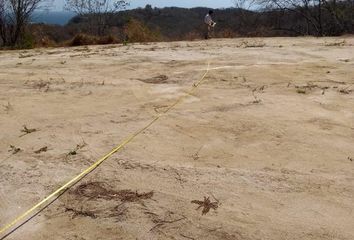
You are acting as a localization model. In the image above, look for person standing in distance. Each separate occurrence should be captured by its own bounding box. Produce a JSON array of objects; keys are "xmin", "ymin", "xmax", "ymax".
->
[{"xmin": 204, "ymin": 10, "xmax": 216, "ymax": 39}]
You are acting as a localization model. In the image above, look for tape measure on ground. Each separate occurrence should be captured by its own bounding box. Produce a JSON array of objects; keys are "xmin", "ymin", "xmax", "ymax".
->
[{"xmin": 0, "ymin": 62, "xmax": 210, "ymax": 238}]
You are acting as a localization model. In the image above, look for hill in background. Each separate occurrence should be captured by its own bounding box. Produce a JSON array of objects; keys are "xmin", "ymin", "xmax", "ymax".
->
[
  {"xmin": 32, "ymin": 11, "xmax": 76, "ymax": 25},
  {"xmin": 67, "ymin": 7, "xmax": 270, "ymax": 39},
  {"xmin": 18, "ymin": 3, "xmax": 354, "ymax": 48}
]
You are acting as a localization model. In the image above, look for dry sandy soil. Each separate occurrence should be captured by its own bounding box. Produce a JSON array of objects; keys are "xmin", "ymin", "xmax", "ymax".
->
[{"xmin": 0, "ymin": 37, "xmax": 354, "ymax": 240}]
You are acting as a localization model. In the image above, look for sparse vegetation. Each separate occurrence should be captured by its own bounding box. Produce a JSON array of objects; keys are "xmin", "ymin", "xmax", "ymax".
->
[
  {"xmin": 150, "ymin": 215, "xmax": 186, "ymax": 232},
  {"xmin": 8, "ymin": 145, "xmax": 21, "ymax": 155},
  {"xmin": 66, "ymin": 141, "xmax": 87, "ymax": 157},
  {"xmin": 123, "ymin": 19, "xmax": 162, "ymax": 43},
  {"xmin": 191, "ymin": 196, "xmax": 219, "ymax": 215},
  {"xmin": 239, "ymin": 40, "xmax": 266, "ymax": 48},
  {"xmin": 72, "ymin": 182, "xmax": 154, "ymax": 202},
  {"xmin": 34, "ymin": 146, "xmax": 48, "ymax": 154},
  {"xmin": 325, "ymin": 40, "xmax": 346, "ymax": 46},
  {"xmin": 65, "ymin": 207, "xmax": 97, "ymax": 219},
  {"xmin": 20, "ymin": 125, "xmax": 38, "ymax": 137},
  {"xmin": 68, "ymin": 34, "xmax": 119, "ymax": 46},
  {"xmin": 69, "ymin": 34, "xmax": 97, "ymax": 46},
  {"xmin": 2, "ymin": 4, "xmax": 354, "ymax": 49},
  {"xmin": 252, "ymin": 87, "xmax": 264, "ymax": 103},
  {"xmin": 139, "ymin": 75, "xmax": 169, "ymax": 84},
  {"xmin": 339, "ymin": 88, "xmax": 352, "ymax": 94},
  {"xmin": 3, "ymin": 101, "xmax": 13, "ymax": 113},
  {"xmin": 297, "ymin": 89, "xmax": 307, "ymax": 94}
]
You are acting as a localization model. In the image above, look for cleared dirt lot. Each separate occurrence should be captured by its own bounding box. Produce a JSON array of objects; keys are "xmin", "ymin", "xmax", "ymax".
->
[{"xmin": 0, "ymin": 37, "xmax": 354, "ymax": 240}]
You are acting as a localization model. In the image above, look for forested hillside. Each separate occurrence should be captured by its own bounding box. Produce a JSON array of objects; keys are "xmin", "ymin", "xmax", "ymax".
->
[{"xmin": 2, "ymin": 2, "xmax": 353, "ymax": 48}]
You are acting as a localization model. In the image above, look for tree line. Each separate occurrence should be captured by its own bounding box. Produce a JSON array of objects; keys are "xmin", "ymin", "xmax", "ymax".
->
[{"xmin": 0, "ymin": 0, "xmax": 353, "ymax": 48}]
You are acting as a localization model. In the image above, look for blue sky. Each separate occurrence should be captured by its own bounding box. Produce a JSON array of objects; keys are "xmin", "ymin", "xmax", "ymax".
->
[{"xmin": 53, "ymin": 0, "xmax": 235, "ymax": 11}]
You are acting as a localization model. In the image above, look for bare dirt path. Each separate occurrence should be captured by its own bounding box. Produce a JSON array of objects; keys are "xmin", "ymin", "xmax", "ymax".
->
[{"xmin": 0, "ymin": 37, "xmax": 353, "ymax": 240}]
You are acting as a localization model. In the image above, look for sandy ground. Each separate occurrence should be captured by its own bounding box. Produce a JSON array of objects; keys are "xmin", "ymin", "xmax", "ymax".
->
[{"xmin": 0, "ymin": 37, "xmax": 354, "ymax": 240}]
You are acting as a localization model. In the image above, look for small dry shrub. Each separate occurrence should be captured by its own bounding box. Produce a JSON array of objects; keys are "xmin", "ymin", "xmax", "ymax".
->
[
  {"xmin": 39, "ymin": 36, "xmax": 57, "ymax": 47},
  {"xmin": 239, "ymin": 40, "xmax": 266, "ymax": 48},
  {"xmin": 72, "ymin": 182, "xmax": 154, "ymax": 202},
  {"xmin": 8, "ymin": 145, "xmax": 21, "ymax": 154},
  {"xmin": 124, "ymin": 19, "xmax": 161, "ymax": 43},
  {"xmin": 185, "ymin": 31, "xmax": 202, "ymax": 41},
  {"xmin": 339, "ymin": 88, "xmax": 352, "ymax": 94},
  {"xmin": 324, "ymin": 40, "xmax": 346, "ymax": 47},
  {"xmin": 96, "ymin": 35, "xmax": 118, "ymax": 45},
  {"xmin": 68, "ymin": 34, "xmax": 119, "ymax": 46},
  {"xmin": 297, "ymin": 89, "xmax": 307, "ymax": 94},
  {"xmin": 217, "ymin": 28, "xmax": 237, "ymax": 38},
  {"xmin": 191, "ymin": 196, "xmax": 219, "ymax": 215},
  {"xmin": 69, "ymin": 34, "xmax": 97, "ymax": 46}
]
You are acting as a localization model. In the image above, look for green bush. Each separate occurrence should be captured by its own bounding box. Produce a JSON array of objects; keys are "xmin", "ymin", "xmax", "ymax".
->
[{"xmin": 17, "ymin": 32, "xmax": 36, "ymax": 49}]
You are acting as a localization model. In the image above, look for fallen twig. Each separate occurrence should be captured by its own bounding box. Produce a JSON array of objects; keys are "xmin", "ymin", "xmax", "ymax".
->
[
  {"xmin": 150, "ymin": 217, "xmax": 186, "ymax": 231},
  {"xmin": 19, "ymin": 125, "xmax": 38, "ymax": 137},
  {"xmin": 34, "ymin": 146, "xmax": 48, "ymax": 154},
  {"xmin": 180, "ymin": 233, "xmax": 195, "ymax": 240},
  {"xmin": 65, "ymin": 207, "xmax": 97, "ymax": 219}
]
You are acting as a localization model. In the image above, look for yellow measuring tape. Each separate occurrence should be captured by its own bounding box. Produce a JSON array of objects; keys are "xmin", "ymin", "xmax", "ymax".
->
[{"xmin": 0, "ymin": 62, "xmax": 210, "ymax": 238}]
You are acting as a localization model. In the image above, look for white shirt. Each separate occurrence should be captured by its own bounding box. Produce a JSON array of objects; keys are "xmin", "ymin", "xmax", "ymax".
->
[{"xmin": 204, "ymin": 14, "xmax": 213, "ymax": 25}]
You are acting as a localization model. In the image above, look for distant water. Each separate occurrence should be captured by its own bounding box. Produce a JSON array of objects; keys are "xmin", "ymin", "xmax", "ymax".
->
[{"xmin": 31, "ymin": 11, "xmax": 76, "ymax": 25}]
